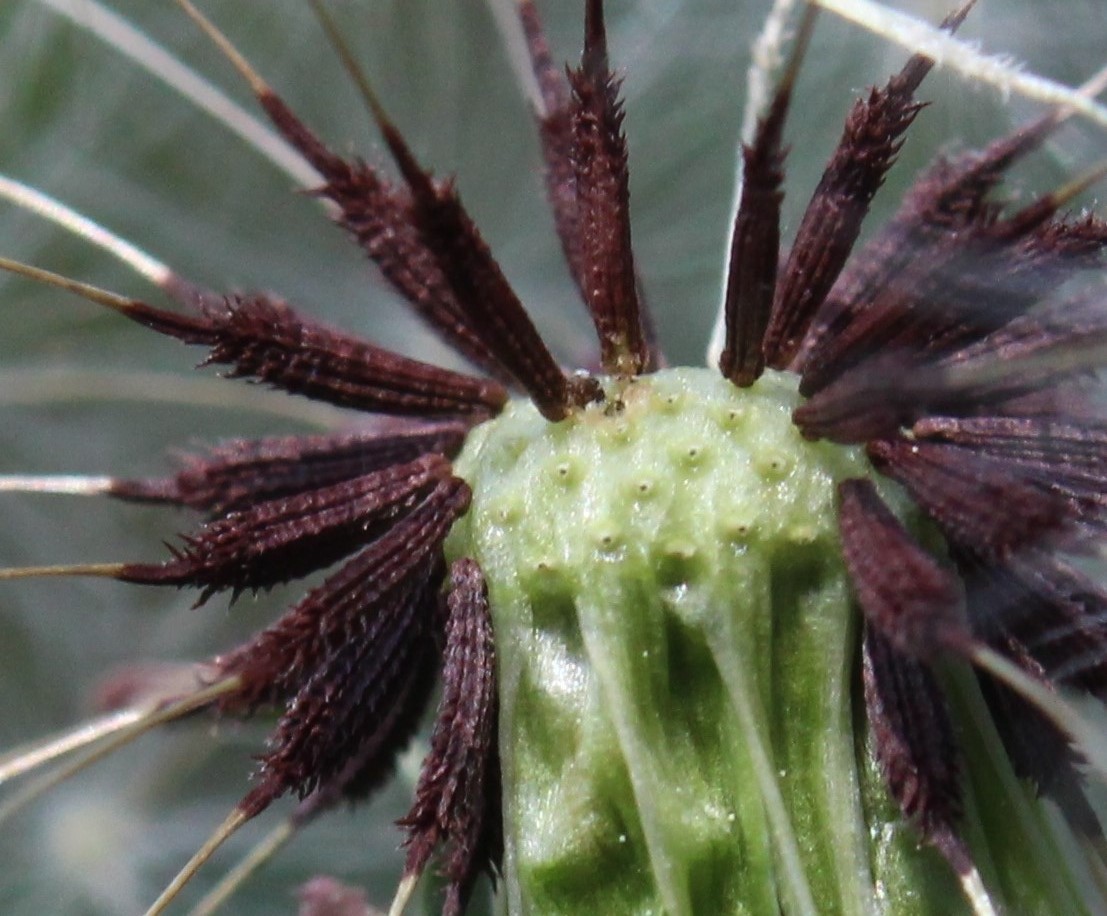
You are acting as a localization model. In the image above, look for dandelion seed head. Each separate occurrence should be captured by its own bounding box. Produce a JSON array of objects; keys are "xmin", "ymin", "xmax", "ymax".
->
[{"xmin": 1, "ymin": 0, "xmax": 1106, "ymax": 914}]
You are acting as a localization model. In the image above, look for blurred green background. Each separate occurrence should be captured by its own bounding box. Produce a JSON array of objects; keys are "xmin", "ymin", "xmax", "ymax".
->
[{"xmin": 0, "ymin": 1, "xmax": 1103, "ymax": 913}]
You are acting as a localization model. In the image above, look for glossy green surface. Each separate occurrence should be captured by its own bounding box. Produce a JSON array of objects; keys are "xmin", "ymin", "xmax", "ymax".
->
[
  {"xmin": 452, "ymin": 369, "xmax": 878, "ymax": 914},
  {"xmin": 452, "ymin": 367, "xmax": 1104, "ymax": 915}
]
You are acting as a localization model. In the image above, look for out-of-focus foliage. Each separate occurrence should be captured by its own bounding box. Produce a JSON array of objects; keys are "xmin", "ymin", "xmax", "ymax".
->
[{"xmin": 0, "ymin": 1, "xmax": 1102, "ymax": 913}]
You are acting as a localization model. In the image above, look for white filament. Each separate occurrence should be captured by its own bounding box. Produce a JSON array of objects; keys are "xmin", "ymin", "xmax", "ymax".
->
[
  {"xmin": 144, "ymin": 807, "xmax": 250, "ymax": 916},
  {"xmin": 186, "ymin": 819, "xmax": 295, "ymax": 916},
  {"xmin": 959, "ymin": 865, "xmax": 1000, "ymax": 916},
  {"xmin": 0, "ymin": 708, "xmax": 145, "ymax": 786},
  {"xmin": 31, "ymin": 0, "xmax": 319, "ymax": 188},
  {"xmin": 707, "ymin": 0, "xmax": 801, "ymax": 369},
  {"xmin": 0, "ymin": 474, "xmax": 114, "ymax": 496},
  {"xmin": 814, "ymin": 0, "xmax": 1107, "ymax": 131},
  {"xmin": 969, "ymin": 644, "xmax": 1107, "ymax": 785},
  {"xmin": 387, "ymin": 873, "xmax": 419, "ymax": 916},
  {"xmin": 0, "ymin": 175, "xmax": 171, "ymax": 287},
  {"xmin": 485, "ymin": 0, "xmax": 546, "ymax": 115},
  {"xmin": 741, "ymin": 0, "xmax": 802, "ymax": 147}
]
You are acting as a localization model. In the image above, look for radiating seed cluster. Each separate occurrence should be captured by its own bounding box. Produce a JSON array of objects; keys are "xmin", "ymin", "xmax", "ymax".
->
[{"xmin": 0, "ymin": 0, "xmax": 1106, "ymax": 914}]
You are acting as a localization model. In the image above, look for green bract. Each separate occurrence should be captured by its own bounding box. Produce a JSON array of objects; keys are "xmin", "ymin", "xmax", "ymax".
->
[
  {"xmin": 449, "ymin": 367, "xmax": 1090, "ymax": 915},
  {"xmin": 451, "ymin": 366, "xmax": 875, "ymax": 913},
  {"xmin": 453, "ymin": 366, "xmax": 871, "ymax": 914}
]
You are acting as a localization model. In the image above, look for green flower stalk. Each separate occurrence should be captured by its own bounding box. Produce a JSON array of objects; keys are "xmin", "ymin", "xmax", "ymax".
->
[
  {"xmin": 453, "ymin": 367, "xmax": 1102, "ymax": 914},
  {"xmin": 1, "ymin": 1, "xmax": 1107, "ymax": 915},
  {"xmin": 452, "ymin": 368, "xmax": 876, "ymax": 914}
]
